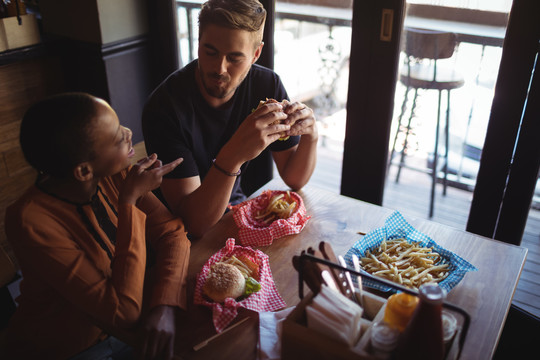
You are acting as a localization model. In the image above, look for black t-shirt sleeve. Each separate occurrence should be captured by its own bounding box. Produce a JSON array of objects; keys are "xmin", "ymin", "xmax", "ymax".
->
[{"xmin": 269, "ymin": 135, "xmax": 300, "ymax": 151}]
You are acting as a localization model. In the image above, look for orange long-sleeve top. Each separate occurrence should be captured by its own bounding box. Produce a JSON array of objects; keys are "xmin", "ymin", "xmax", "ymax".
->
[{"xmin": 4, "ymin": 169, "xmax": 191, "ymax": 359}]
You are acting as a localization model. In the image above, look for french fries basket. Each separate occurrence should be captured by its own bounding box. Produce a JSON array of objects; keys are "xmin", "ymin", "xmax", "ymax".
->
[
  {"xmin": 345, "ymin": 211, "xmax": 477, "ymax": 294},
  {"xmin": 229, "ymin": 190, "xmax": 310, "ymax": 247}
]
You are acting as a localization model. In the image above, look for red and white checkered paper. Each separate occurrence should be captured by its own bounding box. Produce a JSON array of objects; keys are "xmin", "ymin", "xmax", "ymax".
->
[
  {"xmin": 193, "ymin": 238, "xmax": 287, "ymax": 333},
  {"xmin": 229, "ymin": 190, "xmax": 310, "ymax": 247}
]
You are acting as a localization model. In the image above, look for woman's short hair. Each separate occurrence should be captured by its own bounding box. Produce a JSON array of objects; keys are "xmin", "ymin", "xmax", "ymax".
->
[
  {"xmin": 198, "ymin": 0, "xmax": 266, "ymax": 46},
  {"xmin": 20, "ymin": 92, "xmax": 99, "ymax": 178}
]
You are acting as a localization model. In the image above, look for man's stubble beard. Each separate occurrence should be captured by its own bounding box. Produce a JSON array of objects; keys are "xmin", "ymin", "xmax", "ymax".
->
[{"xmin": 200, "ymin": 67, "xmax": 251, "ymax": 100}]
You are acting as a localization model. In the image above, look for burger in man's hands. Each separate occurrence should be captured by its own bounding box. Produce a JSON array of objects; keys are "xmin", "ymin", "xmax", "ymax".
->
[{"xmin": 255, "ymin": 98, "xmax": 294, "ymax": 141}]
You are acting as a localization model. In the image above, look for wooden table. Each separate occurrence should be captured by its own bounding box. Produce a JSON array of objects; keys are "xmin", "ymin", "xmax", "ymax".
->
[{"xmin": 175, "ymin": 179, "xmax": 527, "ymax": 360}]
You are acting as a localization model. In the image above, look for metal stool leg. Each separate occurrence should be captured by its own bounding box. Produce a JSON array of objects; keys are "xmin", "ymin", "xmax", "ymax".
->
[
  {"xmin": 396, "ymin": 89, "xmax": 418, "ymax": 183},
  {"xmin": 443, "ymin": 89, "xmax": 451, "ymax": 196},
  {"xmin": 389, "ymin": 86, "xmax": 411, "ymax": 171},
  {"xmin": 430, "ymin": 90, "xmax": 443, "ymax": 218}
]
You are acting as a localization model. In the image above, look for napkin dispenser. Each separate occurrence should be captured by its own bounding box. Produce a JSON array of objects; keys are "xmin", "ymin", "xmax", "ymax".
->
[
  {"xmin": 282, "ymin": 253, "xmax": 469, "ymax": 360},
  {"xmin": 305, "ymin": 285, "xmax": 364, "ymax": 347}
]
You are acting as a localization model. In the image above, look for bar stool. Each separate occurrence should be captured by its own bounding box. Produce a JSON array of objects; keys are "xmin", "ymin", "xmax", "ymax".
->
[{"xmin": 389, "ymin": 28, "xmax": 465, "ymax": 218}]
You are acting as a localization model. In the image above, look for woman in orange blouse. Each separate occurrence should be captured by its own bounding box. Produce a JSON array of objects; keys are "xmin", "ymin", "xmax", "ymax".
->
[{"xmin": 4, "ymin": 93, "xmax": 189, "ymax": 359}]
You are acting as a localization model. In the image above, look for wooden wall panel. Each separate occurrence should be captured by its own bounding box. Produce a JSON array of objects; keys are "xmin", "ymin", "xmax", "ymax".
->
[
  {"xmin": 0, "ymin": 61, "xmax": 52, "ymax": 125},
  {"xmin": 0, "ymin": 55, "xmax": 65, "ymax": 266},
  {"xmin": 0, "ymin": 138, "xmax": 18, "ymax": 154},
  {"xmin": 0, "ymin": 122, "xmax": 20, "ymax": 152},
  {"xmin": 5, "ymin": 147, "xmax": 31, "ymax": 177},
  {"xmin": 0, "ymin": 156, "xmax": 7, "ymax": 179}
]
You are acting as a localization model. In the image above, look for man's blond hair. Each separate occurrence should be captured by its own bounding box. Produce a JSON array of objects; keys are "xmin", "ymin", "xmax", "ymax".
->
[{"xmin": 199, "ymin": 0, "xmax": 266, "ymax": 48}]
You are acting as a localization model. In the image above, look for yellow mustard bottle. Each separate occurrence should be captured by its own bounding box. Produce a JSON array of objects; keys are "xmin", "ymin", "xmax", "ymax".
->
[{"xmin": 383, "ymin": 292, "xmax": 419, "ymax": 332}]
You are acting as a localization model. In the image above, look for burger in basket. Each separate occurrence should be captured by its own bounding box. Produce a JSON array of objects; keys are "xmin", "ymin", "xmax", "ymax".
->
[
  {"xmin": 203, "ymin": 255, "xmax": 261, "ymax": 303},
  {"xmin": 254, "ymin": 98, "xmax": 294, "ymax": 141},
  {"xmin": 195, "ymin": 238, "xmax": 286, "ymax": 333}
]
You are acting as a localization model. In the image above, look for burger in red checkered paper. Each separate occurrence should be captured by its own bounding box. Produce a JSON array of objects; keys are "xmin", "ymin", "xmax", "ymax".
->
[
  {"xmin": 194, "ymin": 238, "xmax": 286, "ymax": 333},
  {"xmin": 229, "ymin": 190, "xmax": 310, "ymax": 247}
]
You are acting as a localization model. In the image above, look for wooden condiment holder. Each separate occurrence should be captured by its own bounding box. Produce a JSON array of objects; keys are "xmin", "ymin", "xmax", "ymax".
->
[
  {"xmin": 281, "ymin": 290, "xmax": 461, "ymax": 360},
  {"xmin": 283, "ymin": 250, "xmax": 464, "ymax": 359}
]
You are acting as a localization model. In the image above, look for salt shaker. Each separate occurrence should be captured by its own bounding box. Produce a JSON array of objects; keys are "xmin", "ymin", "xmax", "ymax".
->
[{"xmin": 371, "ymin": 320, "xmax": 400, "ymax": 357}]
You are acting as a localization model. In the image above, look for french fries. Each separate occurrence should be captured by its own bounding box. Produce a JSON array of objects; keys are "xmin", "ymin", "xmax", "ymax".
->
[
  {"xmin": 254, "ymin": 191, "xmax": 297, "ymax": 224},
  {"xmin": 221, "ymin": 255, "xmax": 260, "ymax": 281},
  {"xmin": 360, "ymin": 238, "xmax": 450, "ymax": 289}
]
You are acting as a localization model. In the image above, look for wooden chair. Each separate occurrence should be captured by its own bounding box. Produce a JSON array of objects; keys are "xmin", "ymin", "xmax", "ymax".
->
[{"xmin": 389, "ymin": 27, "xmax": 465, "ymax": 218}]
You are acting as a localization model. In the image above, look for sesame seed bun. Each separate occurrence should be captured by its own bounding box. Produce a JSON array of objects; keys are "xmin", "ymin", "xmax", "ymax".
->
[{"xmin": 203, "ymin": 263, "xmax": 246, "ymax": 303}]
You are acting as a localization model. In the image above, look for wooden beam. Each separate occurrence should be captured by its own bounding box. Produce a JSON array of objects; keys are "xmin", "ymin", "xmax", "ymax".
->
[
  {"xmin": 466, "ymin": 0, "xmax": 540, "ymax": 244},
  {"xmin": 341, "ymin": 0, "xmax": 405, "ymax": 205}
]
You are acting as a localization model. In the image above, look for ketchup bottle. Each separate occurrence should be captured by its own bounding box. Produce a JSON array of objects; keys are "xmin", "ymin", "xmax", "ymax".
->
[{"xmin": 393, "ymin": 283, "xmax": 445, "ymax": 360}]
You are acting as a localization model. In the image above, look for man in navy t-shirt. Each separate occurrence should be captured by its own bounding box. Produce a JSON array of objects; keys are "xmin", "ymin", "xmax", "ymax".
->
[{"xmin": 142, "ymin": 0, "xmax": 318, "ymax": 238}]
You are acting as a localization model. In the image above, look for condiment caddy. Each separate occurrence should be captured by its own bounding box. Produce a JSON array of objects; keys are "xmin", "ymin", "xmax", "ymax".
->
[{"xmin": 282, "ymin": 247, "xmax": 467, "ymax": 359}]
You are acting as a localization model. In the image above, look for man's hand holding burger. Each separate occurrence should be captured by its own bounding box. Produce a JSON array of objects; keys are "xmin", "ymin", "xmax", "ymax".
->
[
  {"xmin": 219, "ymin": 99, "xmax": 291, "ymax": 167},
  {"xmin": 256, "ymin": 98, "xmax": 318, "ymax": 142},
  {"xmin": 281, "ymin": 100, "xmax": 319, "ymax": 142},
  {"xmin": 218, "ymin": 98, "xmax": 318, "ymax": 171}
]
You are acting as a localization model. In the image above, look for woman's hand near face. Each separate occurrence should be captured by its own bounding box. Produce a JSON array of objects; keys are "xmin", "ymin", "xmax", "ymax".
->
[{"xmin": 119, "ymin": 154, "xmax": 183, "ymax": 205}]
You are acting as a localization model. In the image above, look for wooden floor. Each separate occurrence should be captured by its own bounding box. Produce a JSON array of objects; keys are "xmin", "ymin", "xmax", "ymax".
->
[{"xmin": 311, "ymin": 142, "xmax": 540, "ymax": 318}]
